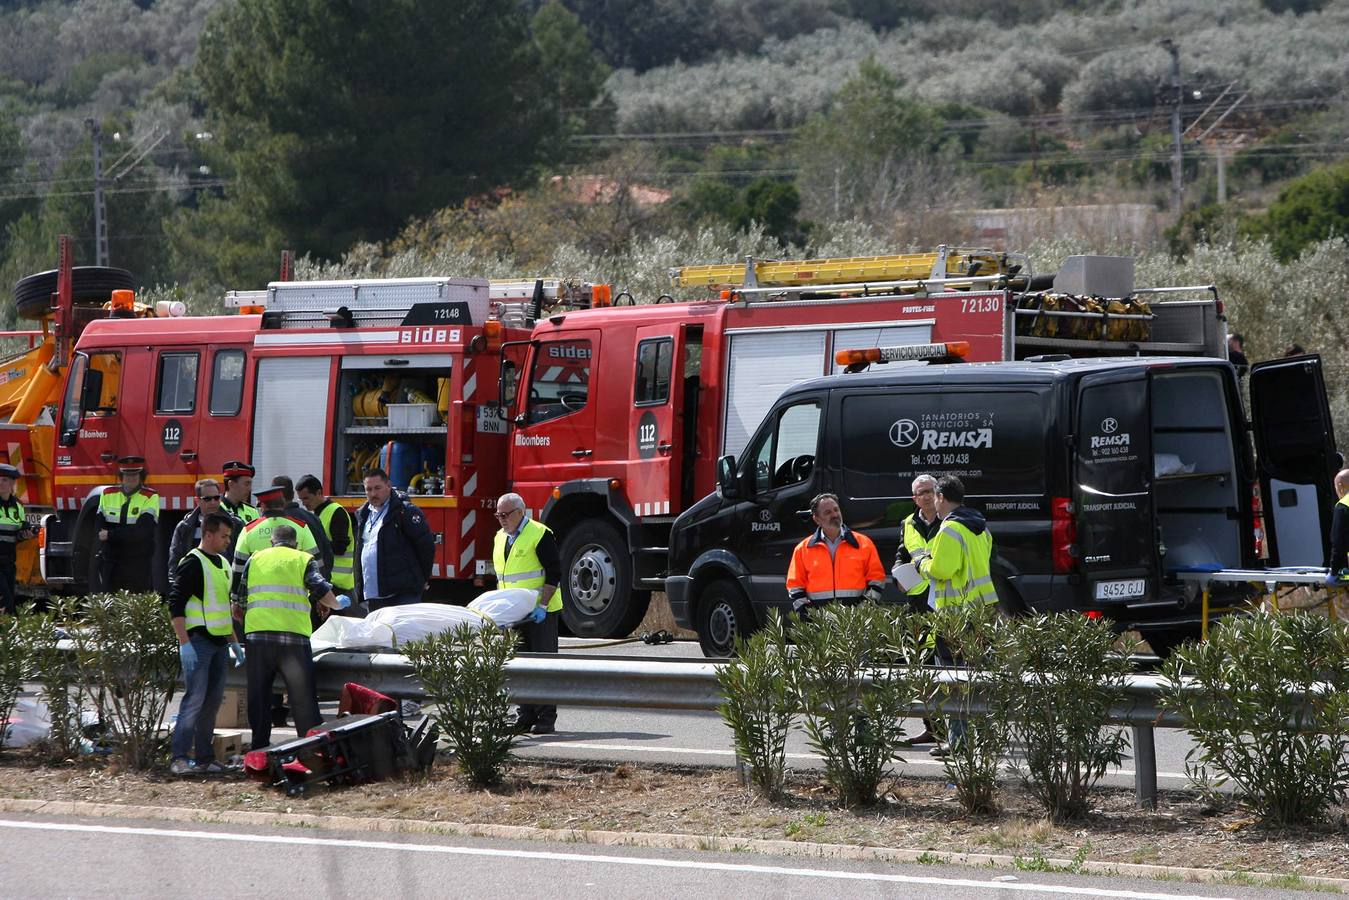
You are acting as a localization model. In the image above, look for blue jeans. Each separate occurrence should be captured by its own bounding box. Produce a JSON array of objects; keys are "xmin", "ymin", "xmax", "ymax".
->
[
  {"xmin": 935, "ymin": 636, "xmax": 967, "ymax": 749},
  {"xmin": 170, "ymin": 634, "xmax": 228, "ymax": 762}
]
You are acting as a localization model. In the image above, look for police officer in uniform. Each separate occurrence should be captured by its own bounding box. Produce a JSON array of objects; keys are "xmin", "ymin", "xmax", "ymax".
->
[
  {"xmin": 233, "ymin": 524, "xmax": 349, "ymax": 750},
  {"xmin": 230, "ymin": 485, "xmax": 319, "ymax": 596},
  {"xmin": 95, "ymin": 456, "xmax": 158, "ymax": 592},
  {"xmin": 220, "ymin": 461, "xmax": 259, "ymax": 525},
  {"xmin": 0, "ymin": 463, "xmax": 36, "ymax": 615},
  {"xmin": 492, "ymin": 492, "xmax": 562, "ymax": 734},
  {"xmin": 296, "ymin": 474, "xmax": 355, "ymax": 598}
]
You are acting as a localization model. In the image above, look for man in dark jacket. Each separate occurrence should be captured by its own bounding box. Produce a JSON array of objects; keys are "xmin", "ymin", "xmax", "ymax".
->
[
  {"xmin": 167, "ymin": 479, "xmax": 231, "ymax": 591},
  {"xmin": 354, "ymin": 468, "xmax": 435, "ymax": 611},
  {"xmin": 271, "ymin": 475, "xmax": 332, "ymax": 579}
]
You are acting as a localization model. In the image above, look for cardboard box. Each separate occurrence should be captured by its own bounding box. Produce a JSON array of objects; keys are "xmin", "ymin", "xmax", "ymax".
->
[
  {"xmin": 215, "ymin": 688, "xmax": 247, "ymax": 729},
  {"xmin": 212, "ymin": 730, "xmax": 243, "ymax": 760}
]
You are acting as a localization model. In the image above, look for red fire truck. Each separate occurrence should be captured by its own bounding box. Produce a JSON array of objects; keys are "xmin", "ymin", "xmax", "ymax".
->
[
  {"xmin": 37, "ymin": 274, "xmax": 576, "ymax": 597},
  {"xmin": 503, "ymin": 248, "xmax": 1226, "ymax": 636}
]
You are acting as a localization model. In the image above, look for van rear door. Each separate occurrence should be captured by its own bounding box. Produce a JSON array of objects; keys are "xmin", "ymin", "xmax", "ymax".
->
[
  {"xmin": 1249, "ymin": 355, "xmax": 1338, "ymax": 566},
  {"xmin": 1074, "ymin": 371, "xmax": 1155, "ymax": 601}
]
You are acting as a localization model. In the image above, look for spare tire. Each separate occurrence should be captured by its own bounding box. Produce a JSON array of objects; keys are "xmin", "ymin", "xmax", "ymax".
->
[{"xmin": 13, "ymin": 266, "xmax": 136, "ymax": 320}]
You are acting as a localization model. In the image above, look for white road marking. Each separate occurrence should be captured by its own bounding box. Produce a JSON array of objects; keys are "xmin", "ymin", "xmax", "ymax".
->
[
  {"xmin": 0, "ymin": 819, "xmax": 1236, "ymax": 899},
  {"xmin": 521, "ymin": 741, "xmax": 1190, "ymax": 779}
]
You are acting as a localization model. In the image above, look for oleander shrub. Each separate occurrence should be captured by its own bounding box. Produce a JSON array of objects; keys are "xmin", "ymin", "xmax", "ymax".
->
[
  {"xmin": 405, "ymin": 622, "xmax": 517, "ymax": 785},
  {"xmin": 929, "ymin": 603, "xmax": 1012, "ymax": 815},
  {"xmin": 20, "ymin": 602, "xmax": 87, "ymax": 761},
  {"xmin": 718, "ymin": 610, "xmax": 795, "ymax": 800},
  {"xmin": 993, "ymin": 613, "xmax": 1133, "ymax": 821},
  {"xmin": 67, "ymin": 591, "xmax": 179, "ymax": 771},
  {"xmin": 0, "ymin": 611, "xmax": 27, "ymax": 754},
  {"xmin": 1161, "ymin": 611, "xmax": 1349, "ymax": 826},
  {"xmin": 790, "ymin": 601, "xmax": 934, "ymax": 807}
]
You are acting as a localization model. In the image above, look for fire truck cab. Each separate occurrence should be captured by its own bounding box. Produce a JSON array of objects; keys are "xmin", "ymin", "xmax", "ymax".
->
[{"xmin": 42, "ymin": 277, "xmax": 551, "ymax": 596}]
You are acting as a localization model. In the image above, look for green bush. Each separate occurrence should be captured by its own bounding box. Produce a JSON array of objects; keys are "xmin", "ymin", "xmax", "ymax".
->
[
  {"xmin": 717, "ymin": 610, "xmax": 795, "ymax": 799},
  {"xmin": 1161, "ymin": 611, "xmax": 1349, "ymax": 826},
  {"xmin": 20, "ymin": 603, "xmax": 87, "ymax": 761},
  {"xmin": 0, "ymin": 611, "xmax": 27, "ymax": 755},
  {"xmin": 790, "ymin": 601, "xmax": 933, "ymax": 807},
  {"xmin": 929, "ymin": 603, "xmax": 1011, "ymax": 815},
  {"xmin": 993, "ymin": 613, "xmax": 1132, "ymax": 821},
  {"xmin": 405, "ymin": 622, "xmax": 517, "ymax": 785},
  {"xmin": 67, "ymin": 592, "xmax": 179, "ymax": 771}
]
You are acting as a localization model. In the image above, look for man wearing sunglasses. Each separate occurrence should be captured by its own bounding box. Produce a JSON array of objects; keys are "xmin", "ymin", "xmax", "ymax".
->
[
  {"xmin": 492, "ymin": 492, "xmax": 562, "ymax": 735},
  {"xmin": 167, "ymin": 479, "xmax": 231, "ymax": 592}
]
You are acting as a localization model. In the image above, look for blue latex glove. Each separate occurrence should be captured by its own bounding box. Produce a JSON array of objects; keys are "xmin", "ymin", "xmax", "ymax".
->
[
  {"xmin": 1325, "ymin": 571, "xmax": 1348, "ymax": 586},
  {"xmin": 227, "ymin": 642, "xmax": 246, "ymax": 668},
  {"xmin": 528, "ymin": 605, "xmax": 547, "ymax": 624},
  {"xmin": 333, "ymin": 594, "xmax": 352, "ymax": 610},
  {"xmin": 178, "ymin": 642, "xmax": 198, "ymax": 679}
]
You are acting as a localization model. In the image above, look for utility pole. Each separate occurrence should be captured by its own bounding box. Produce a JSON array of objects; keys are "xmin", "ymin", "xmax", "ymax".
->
[
  {"xmin": 86, "ymin": 119, "xmax": 109, "ymax": 267},
  {"xmin": 1215, "ymin": 145, "xmax": 1227, "ymax": 204},
  {"xmin": 1161, "ymin": 39, "xmax": 1183, "ymax": 215}
]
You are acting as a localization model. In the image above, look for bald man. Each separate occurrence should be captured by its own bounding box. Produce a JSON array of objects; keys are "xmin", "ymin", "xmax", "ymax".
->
[{"xmin": 1328, "ymin": 469, "xmax": 1349, "ymax": 580}]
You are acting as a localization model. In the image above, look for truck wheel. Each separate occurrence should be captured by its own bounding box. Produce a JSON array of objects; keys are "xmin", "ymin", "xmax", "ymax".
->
[
  {"xmin": 695, "ymin": 578, "xmax": 754, "ymax": 658},
  {"xmin": 13, "ymin": 266, "xmax": 136, "ymax": 320},
  {"xmin": 559, "ymin": 519, "xmax": 649, "ymax": 637}
]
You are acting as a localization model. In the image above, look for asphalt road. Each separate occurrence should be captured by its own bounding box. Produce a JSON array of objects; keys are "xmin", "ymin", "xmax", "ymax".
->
[
  {"xmin": 0, "ymin": 812, "xmax": 1302, "ymax": 900},
  {"xmin": 499, "ymin": 638, "xmax": 1199, "ymax": 794}
]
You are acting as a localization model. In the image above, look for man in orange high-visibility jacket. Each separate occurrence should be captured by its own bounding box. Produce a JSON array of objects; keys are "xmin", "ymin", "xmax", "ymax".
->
[{"xmin": 786, "ymin": 493, "xmax": 886, "ymax": 615}]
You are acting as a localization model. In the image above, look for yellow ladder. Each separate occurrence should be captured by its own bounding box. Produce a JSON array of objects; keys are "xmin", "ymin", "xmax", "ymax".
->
[{"xmin": 670, "ymin": 246, "xmax": 1008, "ymax": 289}]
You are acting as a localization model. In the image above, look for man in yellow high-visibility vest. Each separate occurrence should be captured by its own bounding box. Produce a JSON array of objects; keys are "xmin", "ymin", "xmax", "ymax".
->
[
  {"xmin": 95, "ymin": 455, "xmax": 158, "ymax": 592},
  {"xmin": 919, "ymin": 475, "xmax": 996, "ymax": 758},
  {"xmin": 232, "ymin": 523, "xmax": 350, "ymax": 750},
  {"xmin": 296, "ymin": 474, "xmax": 354, "ymax": 596},
  {"xmin": 492, "ymin": 492, "xmax": 562, "ymax": 735},
  {"xmin": 168, "ymin": 512, "xmax": 240, "ymax": 775},
  {"xmin": 0, "ymin": 463, "xmax": 36, "ymax": 616}
]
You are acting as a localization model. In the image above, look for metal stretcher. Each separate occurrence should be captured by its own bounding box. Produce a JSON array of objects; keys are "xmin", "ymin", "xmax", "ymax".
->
[{"xmin": 1170, "ymin": 567, "xmax": 1339, "ymax": 639}]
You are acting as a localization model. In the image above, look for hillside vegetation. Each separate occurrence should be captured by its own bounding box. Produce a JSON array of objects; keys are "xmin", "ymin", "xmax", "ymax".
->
[{"xmin": 0, "ymin": 0, "xmax": 1345, "ymax": 381}]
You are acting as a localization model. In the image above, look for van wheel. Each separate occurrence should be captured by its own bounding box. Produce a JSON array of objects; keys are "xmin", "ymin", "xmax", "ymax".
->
[
  {"xmin": 559, "ymin": 519, "xmax": 649, "ymax": 638},
  {"xmin": 993, "ymin": 575, "xmax": 1028, "ymax": 617},
  {"xmin": 695, "ymin": 578, "xmax": 754, "ymax": 658},
  {"xmin": 13, "ymin": 266, "xmax": 136, "ymax": 320}
]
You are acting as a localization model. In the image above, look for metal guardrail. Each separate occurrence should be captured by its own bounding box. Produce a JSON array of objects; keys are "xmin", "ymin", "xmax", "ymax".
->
[{"xmin": 236, "ymin": 651, "xmax": 1183, "ymax": 808}]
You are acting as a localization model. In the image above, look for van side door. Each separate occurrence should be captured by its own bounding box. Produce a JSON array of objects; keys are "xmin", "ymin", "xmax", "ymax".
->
[
  {"xmin": 1249, "ymin": 355, "xmax": 1338, "ymax": 566},
  {"xmin": 732, "ymin": 395, "xmax": 825, "ymax": 608},
  {"xmin": 1074, "ymin": 371, "xmax": 1155, "ymax": 599}
]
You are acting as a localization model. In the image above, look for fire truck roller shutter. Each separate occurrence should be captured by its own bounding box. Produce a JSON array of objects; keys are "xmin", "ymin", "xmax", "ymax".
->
[
  {"xmin": 251, "ymin": 357, "xmax": 330, "ymax": 491},
  {"xmin": 723, "ymin": 331, "xmax": 826, "ymax": 460},
  {"xmin": 829, "ymin": 323, "xmax": 933, "ymax": 374}
]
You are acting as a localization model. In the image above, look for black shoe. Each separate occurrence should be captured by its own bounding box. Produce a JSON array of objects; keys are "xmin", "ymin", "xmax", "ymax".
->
[
  {"xmin": 901, "ymin": 729, "xmax": 937, "ymax": 747},
  {"xmin": 530, "ymin": 722, "xmax": 556, "ymax": 735},
  {"xmin": 929, "ymin": 744, "xmax": 950, "ymax": 758},
  {"xmin": 512, "ymin": 718, "xmax": 538, "ymax": 734}
]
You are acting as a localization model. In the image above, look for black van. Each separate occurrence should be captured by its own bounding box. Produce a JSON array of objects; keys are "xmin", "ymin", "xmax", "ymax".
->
[{"xmin": 666, "ymin": 355, "xmax": 1337, "ymax": 657}]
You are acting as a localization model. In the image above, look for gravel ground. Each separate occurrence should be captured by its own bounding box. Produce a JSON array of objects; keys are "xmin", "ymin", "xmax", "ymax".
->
[{"xmin": 0, "ymin": 752, "xmax": 1345, "ymax": 881}]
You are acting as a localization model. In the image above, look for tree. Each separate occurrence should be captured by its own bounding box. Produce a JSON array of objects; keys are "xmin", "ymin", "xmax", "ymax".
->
[
  {"xmin": 793, "ymin": 60, "xmax": 958, "ymax": 225},
  {"xmin": 531, "ymin": 0, "xmax": 612, "ymax": 137},
  {"xmin": 1257, "ymin": 161, "xmax": 1349, "ymax": 262},
  {"xmin": 190, "ymin": 0, "xmax": 560, "ymax": 270}
]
